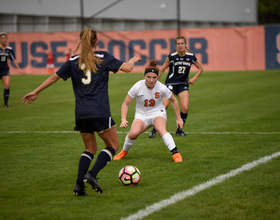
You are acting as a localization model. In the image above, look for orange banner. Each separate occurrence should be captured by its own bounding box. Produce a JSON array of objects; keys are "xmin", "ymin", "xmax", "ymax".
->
[{"xmin": 7, "ymin": 26, "xmax": 265, "ymax": 74}]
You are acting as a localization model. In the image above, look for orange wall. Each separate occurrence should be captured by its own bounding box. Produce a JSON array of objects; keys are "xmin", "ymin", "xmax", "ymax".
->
[{"xmin": 8, "ymin": 26, "xmax": 265, "ymax": 74}]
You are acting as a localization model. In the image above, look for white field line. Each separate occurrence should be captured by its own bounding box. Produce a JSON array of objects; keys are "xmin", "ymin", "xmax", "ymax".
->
[
  {"xmin": 121, "ymin": 151, "xmax": 280, "ymax": 220},
  {"xmin": 1, "ymin": 131, "xmax": 280, "ymax": 134}
]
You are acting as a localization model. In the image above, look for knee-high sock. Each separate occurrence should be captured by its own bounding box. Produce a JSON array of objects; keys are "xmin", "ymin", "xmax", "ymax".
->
[
  {"xmin": 4, "ymin": 89, "xmax": 9, "ymax": 105},
  {"xmin": 123, "ymin": 135, "xmax": 135, "ymax": 152},
  {"xmin": 77, "ymin": 151, "xmax": 93, "ymax": 185},
  {"xmin": 162, "ymin": 133, "xmax": 176, "ymax": 151},
  {"xmin": 90, "ymin": 146, "xmax": 115, "ymax": 178}
]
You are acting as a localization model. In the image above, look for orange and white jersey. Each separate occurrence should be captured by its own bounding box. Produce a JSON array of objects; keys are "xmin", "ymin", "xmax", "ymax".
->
[{"xmin": 128, "ymin": 80, "xmax": 172, "ymax": 115}]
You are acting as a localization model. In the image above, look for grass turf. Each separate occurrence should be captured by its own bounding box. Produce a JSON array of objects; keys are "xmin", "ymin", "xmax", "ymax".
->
[{"xmin": 0, "ymin": 70, "xmax": 279, "ymax": 220}]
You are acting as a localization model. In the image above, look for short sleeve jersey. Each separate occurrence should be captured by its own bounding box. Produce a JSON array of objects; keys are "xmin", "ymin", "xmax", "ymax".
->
[
  {"xmin": 0, "ymin": 46, "xmax": 16, "ymax": 73},
  {"xmin": 47, "ymin": 52, "xmax": 54, "ymax": 65},
  {"xmin": 56, "ymin": 51, "xmax": 124, "ymax": 119},
  {"xmin": 128, "ymin": 80, "xmax": 172, "ymax": 114},
  {"xmin": 165, "ymin": 51, "xmax": 197, "ymax": 86}
]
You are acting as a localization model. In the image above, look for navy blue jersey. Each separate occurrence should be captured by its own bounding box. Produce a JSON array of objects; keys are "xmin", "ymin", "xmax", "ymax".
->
[
  {"xmin": 56, "ymin": 51, "xmax": 124, "ymax": 119},
  {"xmin": 0, "ymin": 46, "xmax": 15, "ymax": 73},
  {"xmin": 165, "ymin": 51, "xmax": 197, "ymax": 85}
]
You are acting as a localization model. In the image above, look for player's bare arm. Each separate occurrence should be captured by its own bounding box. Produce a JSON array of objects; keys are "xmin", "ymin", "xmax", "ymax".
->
[
  {"xmin": 120, "ymin": 95, "xmax": 134, "ymax": 128},
  {"xmin": 120, "ymin": 56, "xmax": 141, "ymax": 72},
  {"xmin": 158, "ymin": 57, "xmax": 170, "ymax": 79},
  {"xmin": 21, "ymin": 74, "xmax": 59, "ymax": 105},
  {"xmin": 12, "ymin": 60, "xmax": 22, "ymax": 76},
  {"xmin": 188, "ymin": 60, "xmax": 203, "ymax": 85}
]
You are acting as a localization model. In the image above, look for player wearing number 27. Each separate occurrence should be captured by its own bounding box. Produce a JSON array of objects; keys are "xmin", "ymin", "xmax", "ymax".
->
[
  {"xmin": 114, "ymin": 60, "xmax": 184, "ymax": 162},
  {"xmin": 149, "ymin": 36, "xmax": 203, "ymax": 137},
  {"xmin": 22, "ymin": 28, "xmax": 141, "ymax": 196}
]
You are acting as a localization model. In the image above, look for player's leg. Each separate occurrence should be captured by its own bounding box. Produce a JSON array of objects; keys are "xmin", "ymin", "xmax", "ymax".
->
[
  {"xmin": 176, "ymin": 90, "xmax": 189, "ymax": 136},
  {"xmin": 2, "ymin": 75, "xmax": 10, "ymax": 108},
  {"xmin": 153, "ymin": 116, "xmax": 183, "ymax": 162},
  {"xmin": 85, "ymin": 126, "xmax": 119, "ymax": 193},
  {"xmin": 149, "ymin": 97, "xmax": 170, "ymax": 138},
  {"xmin": 114, "ymin": 119, "xmax": 147, "ymax": 160},
  {"xmin": 74, "ymin": 132, "xmax": 96, "ymax": 196}
]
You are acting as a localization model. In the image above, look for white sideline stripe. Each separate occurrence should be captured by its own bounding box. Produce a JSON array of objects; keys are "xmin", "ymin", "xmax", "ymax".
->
[
  {"xmin": 121, "ymin": 151, "xmax": 280, "ymax": 220},
  {"xmin": 1, "ymin": 131, "xmax": 280, "ymax": 134}
]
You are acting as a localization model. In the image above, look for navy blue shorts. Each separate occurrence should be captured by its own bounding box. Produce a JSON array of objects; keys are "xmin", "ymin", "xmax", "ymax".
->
[
  {"xmin": 75, "ymin": 117, "xmax": 116, "ymax": 134},
  {"xmin": 166, "ymin": 84, "xmax": 189, "ymax": 96},
  {"xmin": 0, "ymin": 71, "xmax": 10, "ymax": 78}
]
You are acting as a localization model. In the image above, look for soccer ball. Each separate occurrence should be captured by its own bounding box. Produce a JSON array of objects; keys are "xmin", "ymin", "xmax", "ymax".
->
[{"xmin": 119, "ymin": 165, "xmax": 141, "ymax": 186}]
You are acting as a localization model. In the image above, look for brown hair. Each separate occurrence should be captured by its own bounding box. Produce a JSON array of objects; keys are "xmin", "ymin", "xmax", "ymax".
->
[
  {"xmin": 144, "ymin": 60, "xmax": 159, "ymax": 75},
  {"xmin": 74, "ymin": 28, "xmax": 103, "ymax": 74},
  {"xmin": 175, "ymin": 36, "xmax": 186, "ymax": 44},
  {"xmin": 175, "ymin": 36, "xmax": 191, "ymax": 52}
]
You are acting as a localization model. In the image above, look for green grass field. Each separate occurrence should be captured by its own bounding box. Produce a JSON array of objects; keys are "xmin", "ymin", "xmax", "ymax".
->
[{"xmin": 0, "ymin": 70, "xmax": 279, "ymax": 220}]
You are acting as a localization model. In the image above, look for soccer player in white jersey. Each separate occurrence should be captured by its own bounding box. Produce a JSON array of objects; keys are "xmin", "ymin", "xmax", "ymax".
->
[
  {"xmin": 114, "ymin": 60, "xmax": 184, "ymax": 162},
  {"xmin": 149, "ymin": 36, "xmax": 203, "ymax": 137}
]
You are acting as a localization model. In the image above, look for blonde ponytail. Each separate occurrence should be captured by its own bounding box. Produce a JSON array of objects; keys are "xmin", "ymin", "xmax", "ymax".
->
[{"xmin": 74, "ymin": 29, "xmax": 103, "ymax": 74}]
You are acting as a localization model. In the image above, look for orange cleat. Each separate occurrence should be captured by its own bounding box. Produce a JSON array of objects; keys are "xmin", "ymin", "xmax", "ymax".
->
[
  {"xmin": 172, "ymin": 153, "xmax": 183, "ymax": 162},
  {"xmin": 113, "ymin": 150, "xmax": 128, "ymax": 160}
]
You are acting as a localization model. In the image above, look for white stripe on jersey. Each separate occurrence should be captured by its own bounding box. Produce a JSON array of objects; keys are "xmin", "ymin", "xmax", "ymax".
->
[
  {"xmin": 6, "ymin": 46, "xmax": 12, "ymax": 49},
  {"xmin": 95, "ymin": 54, "xmax": 104, "ymax": 58},
  {"xmin": 170, "ymin": 51, "xmax": 194, "ymax": 56},
  {"xmin": 70, "ymin": 55, "xmax": 79, "ymax": 61},
  {"xmin": 10, "ymin": 53, "xmax": 15, "ymax": 60},
  {"xmin": 185, "ymin": 52, "xmax": 194, "ymax": 56},
  {"xmin": 108, "ymin": 117, "xmax": 111, "ymax": 128}
]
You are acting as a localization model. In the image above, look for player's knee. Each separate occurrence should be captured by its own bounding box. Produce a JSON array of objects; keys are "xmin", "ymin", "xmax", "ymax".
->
[
  {"xmin": 128, "ymin": 131, "xmax": 139, "ymax": 140},
  {"xmin": 4, "ymin": 84, "xmax": 9, "ymax": 90},
  {"xmin": 181, "ymin": 106, "xmax": 188, "ymax": 114},
  {"xmin": 155, "ymin": 127, "xmax": 167, "ymax": 137}
]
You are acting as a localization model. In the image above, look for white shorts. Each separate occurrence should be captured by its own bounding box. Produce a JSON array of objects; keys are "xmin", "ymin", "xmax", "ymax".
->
[
  {"xmin": 134, "ymin": 111, "xmax": 167, "ymax": 128},
  {"xmin": 46, "ymin": 64, "xmax": 54, "ymax": 68}
]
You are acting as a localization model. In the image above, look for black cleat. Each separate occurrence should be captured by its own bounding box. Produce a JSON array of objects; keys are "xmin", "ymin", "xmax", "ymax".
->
[
  {"xmin": 84, "ymin": 172, "xmax": 103, "ymax": 193},
  {"xmin": 176, "ymin": 130, "xmax": 187, "ymax": 136},
  {"xmin": 149, "ymin": 130, "xmax": 157, "ymax": 138},
  {"xmin": 4, "ymin": 105, "xmax": 10, "ymax": 108},
  {"xmin": 73, "ymin": 184, "xmax": 88, "ymax": 196}
]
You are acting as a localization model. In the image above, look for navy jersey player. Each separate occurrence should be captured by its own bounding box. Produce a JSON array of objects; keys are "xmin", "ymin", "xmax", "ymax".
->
[
  {"xmin": 149, "ymin": 36, "xmax": 203, "ymax": 137},
  {"xmin": 113, "ymin": 60, "xmax": 184, "ymax": 162},
  {"xmin": 22, "ymin": 28, "xmax": 141, "ymax": 196},
  {"xmin": 0, "ymin": 32, "xmax": 21, "ymax": 108}
]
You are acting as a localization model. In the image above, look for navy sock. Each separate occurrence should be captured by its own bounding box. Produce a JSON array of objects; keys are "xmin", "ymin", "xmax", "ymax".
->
[
  {"xmin": 4, "ymin": 89, "xmax": 9, "ymax": 105},
  {"xmin": 77, "ymin": 151, "xmax": 93, "ymax": 186},
  {"xmin": 177, "ymin": 112, "xmax": 188, "ymax": 132},
  {"xmin": 90, "ymin": 146, "xmax": 115, "ymax": 178}
]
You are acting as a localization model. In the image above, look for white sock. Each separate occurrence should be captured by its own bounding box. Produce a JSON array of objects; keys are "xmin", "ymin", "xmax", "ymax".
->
[
  {"xmin": 123, "ymin": 135, "xmax": 135, "ymax": 152},
  {"xmin": 162, "ymin": 133, "xmax": 176, "ymax": 151}
]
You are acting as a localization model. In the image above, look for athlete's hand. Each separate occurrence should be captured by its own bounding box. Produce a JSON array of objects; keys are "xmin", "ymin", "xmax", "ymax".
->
[
  {"xmin": 131, "ymin": 56, "xmax": 141, "ymax": 63},
  {"xmin": 188, "ymin": 77, "xmax": 195, "ymax": 85},
  {"xmin": 176, "ymin": 118, "xmax": 184, "ymax": 130},
  {"xmin": 21, "ymin": 92, "xmax": 38, "ymax": 105},
  {"xmin": 120, "ymin": 119, "xmax": 129, "ymax": 128}
]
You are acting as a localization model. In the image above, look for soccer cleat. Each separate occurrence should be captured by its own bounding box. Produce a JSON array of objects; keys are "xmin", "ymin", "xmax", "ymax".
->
[
  {"xmin": 73, "ymin": 184, "xmax": 88, "ymax": 196},
  {"xmin": 176, "ymin": 130, "xmax": 187, "ymax": 136},
  {"xmin": 113, "ymin": 150, "xmax": 128, "ymax": 160},
  {"xmin": 84, "ymin": 172, "xmax": 103, "ymax": 193},
  {"xmin": 172, "ymin": 153, "xmax": 183, "ymax": 162},
  {"xmin": 149, "ymin": 130, "xmax": 157, "ymax": 138},
  {"xmin": 4, "ymin": 105, "xmax": 10, "ymax": 108}
]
